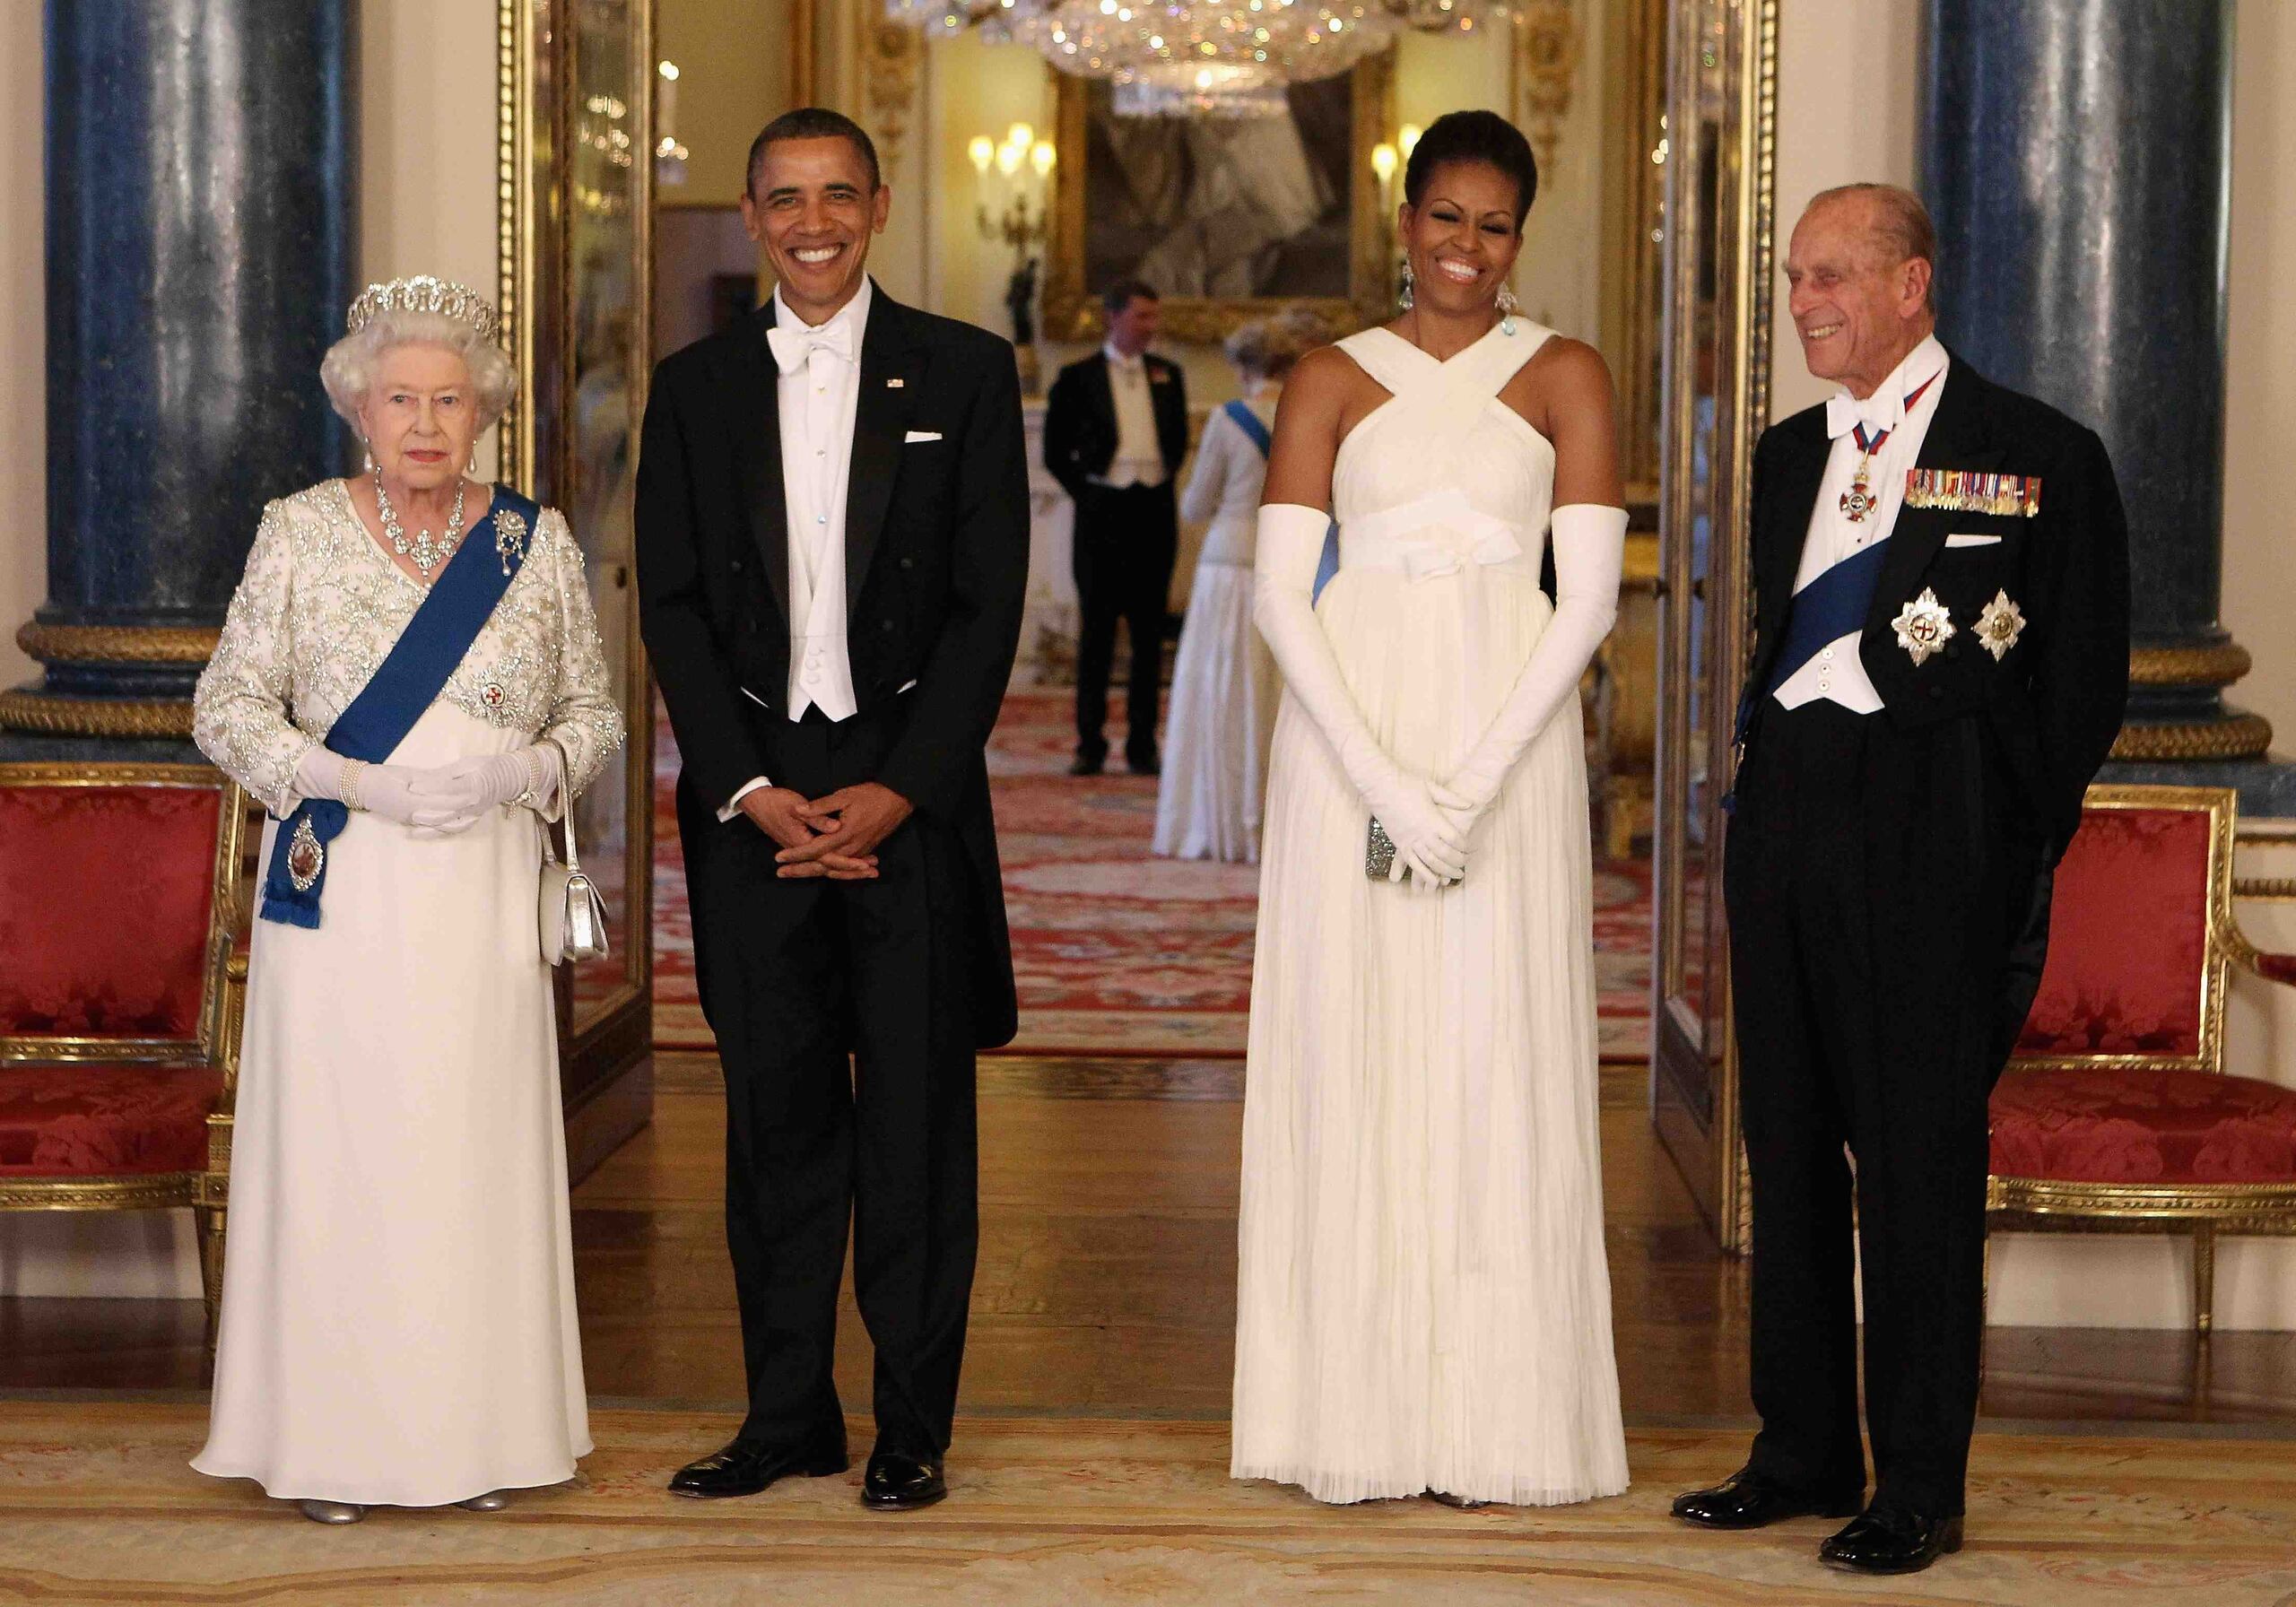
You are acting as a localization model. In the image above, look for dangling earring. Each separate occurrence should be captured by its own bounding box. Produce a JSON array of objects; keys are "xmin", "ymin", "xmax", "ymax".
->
[
  {"xmin": 360, "ymin": 433, "xmax": 374, "ymax": 473},
  {"xmin": 1496, "ymin": 283, "xmax": 1520, "ymax": 336},
  {"xmin": 1397, "ymin": 262, "xmax": 1414, "ymax": 311}
]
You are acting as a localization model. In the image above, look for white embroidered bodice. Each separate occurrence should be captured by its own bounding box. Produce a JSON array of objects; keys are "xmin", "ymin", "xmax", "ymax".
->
[{"xmin": 194, "ymin": 479, "xmax": 626, "ymax": 815}]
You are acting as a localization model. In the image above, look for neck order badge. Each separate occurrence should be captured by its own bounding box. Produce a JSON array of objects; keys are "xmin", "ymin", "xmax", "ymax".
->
[{"xmin": 1840, "ymin": 369, "xmax": 1943, "ymax": 524}]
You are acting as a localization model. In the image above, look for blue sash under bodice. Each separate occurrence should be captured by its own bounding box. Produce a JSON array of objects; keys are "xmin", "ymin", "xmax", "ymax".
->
[{"xmin": 259, "ymin": 487, "xmax": 541, "ymax": 928}]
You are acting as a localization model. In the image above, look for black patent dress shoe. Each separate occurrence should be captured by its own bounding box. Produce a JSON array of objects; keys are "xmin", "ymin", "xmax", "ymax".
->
[
  {"xmin": 1671, "ymin": 1466, "xmax": 1866, "ymax": 1530},
  {"xmin": 1126, "ymin": 753, "xmax": 1161, "ymax": 777},
  {"xmin": 861, "ymin": 1448, "xmax": 947, "ymax": 1510},
  {"xmin": 1819, "ymin": 1505, "xmax": 1964, "ymax": 1574},
  {"xmin": 1068, "ymin": 753, "xmax": 1105, "ymax": 777},
  {"xmin": 667, "ymin": 1431, "xmax": 848, "ymax": 1498}
]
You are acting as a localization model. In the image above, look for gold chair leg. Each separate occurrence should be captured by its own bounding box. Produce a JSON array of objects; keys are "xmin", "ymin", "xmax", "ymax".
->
[
  {"xmin": 2193, "ymin": 1221, "xmax": 2216, "ymax": 1337},
  {"xmin": 196, "ymin": 1203, "xmax": 225, "ymax": 1359}
]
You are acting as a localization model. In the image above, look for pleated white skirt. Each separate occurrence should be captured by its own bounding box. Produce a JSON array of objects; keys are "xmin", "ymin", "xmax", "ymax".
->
[
  {"xmin": 1153, "ymin": 559, "xmax": 1280, "ymax": 864},
  {"xmin": 194, "ymin": 702, "xmax": 591, "ymax": 1507},
  {"xmin": 1231, "ymin": 565, "xmax": 1629, "ymax": 1506}
]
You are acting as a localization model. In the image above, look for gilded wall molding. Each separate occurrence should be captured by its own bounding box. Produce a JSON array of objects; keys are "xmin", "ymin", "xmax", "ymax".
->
[
  {"xmin": 864, "ymin": 19, "xmax": 925, "ymax": 179},
  {"xmin": 1514, "ymin": 0, "xmax": 1584, "ymax": 176}
]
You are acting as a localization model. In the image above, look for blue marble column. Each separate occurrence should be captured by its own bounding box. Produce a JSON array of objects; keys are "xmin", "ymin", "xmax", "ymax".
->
[
  {"xmin": 1, "ymin": 0, "xmax": 357, "ymax": 756},
  {"xmin": 1920, "ymin": 0, "xmax": 2293, "ymax": 812}
]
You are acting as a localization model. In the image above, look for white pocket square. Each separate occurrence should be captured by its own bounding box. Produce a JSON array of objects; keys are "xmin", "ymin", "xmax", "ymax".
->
[
  {"xmin": 903, "ymin": 430, "xmax": 944, "ymax": 444},
  {"xmin": 1944, "ymin": 533, "xmax": 2003, "ymax": 548}
]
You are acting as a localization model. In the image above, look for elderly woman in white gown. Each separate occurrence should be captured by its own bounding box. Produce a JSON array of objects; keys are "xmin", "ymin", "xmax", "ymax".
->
[
  {"xmin": 191, "ymin": 276, "xmax": 623, "ymax": 1524},
  {"xmin": 1152, "ymin": 312, "xmax": 1323, "ymax": 864}
]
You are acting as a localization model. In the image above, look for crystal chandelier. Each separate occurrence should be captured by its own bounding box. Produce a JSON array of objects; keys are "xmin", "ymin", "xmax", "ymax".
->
[{"xmin": 885, "ymin": 1, "xmax": 1515, "ymax": 117}]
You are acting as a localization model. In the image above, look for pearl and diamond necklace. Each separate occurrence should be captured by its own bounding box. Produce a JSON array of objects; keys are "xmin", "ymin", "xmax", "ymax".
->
[{"xmin": 372, "ymin": 462, "xmax": 466, "ymax": 577}]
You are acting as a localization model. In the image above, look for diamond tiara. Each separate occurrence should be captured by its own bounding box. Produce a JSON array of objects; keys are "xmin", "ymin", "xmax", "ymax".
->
[{"xmin": 345, "ymin": 275, "xmax": 502, "ymax": 343}]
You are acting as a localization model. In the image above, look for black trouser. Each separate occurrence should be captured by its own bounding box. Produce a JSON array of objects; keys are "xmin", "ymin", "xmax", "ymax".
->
[
  {"xmin": 1071, "ymin": 481, "xmax": 1176, "ymax": 766},
  {"xmin": 1724, "ymin": 699, "xmax": 2040, "ymax": 1518},
  {"xmin": 675, "ymin": 704, "xmax": 981, "ymax": 1457}
]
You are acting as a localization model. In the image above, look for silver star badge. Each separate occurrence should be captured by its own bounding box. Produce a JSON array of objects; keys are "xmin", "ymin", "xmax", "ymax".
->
[
  {"xmin": 1976, "ymin": 589, "xmax": 2026, "ymax": 661},
  {"xmin": 1892, "ymin": 587, "xmax": 1956, "ymax": 666}
]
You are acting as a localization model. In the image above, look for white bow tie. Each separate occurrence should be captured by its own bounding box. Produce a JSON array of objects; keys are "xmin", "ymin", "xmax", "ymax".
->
[
  {"xmin": 769, "ymin": 320, "xmax": 854, "ymax": 376},
  {"xmin": 1825, "ymin": 389, "xmax": 1900, "ymax": 441}
]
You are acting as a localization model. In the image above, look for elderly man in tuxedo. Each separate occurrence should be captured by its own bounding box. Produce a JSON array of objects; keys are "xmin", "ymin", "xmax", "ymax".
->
[
  {"xmin": 1044, "ymin": 278, "xmax": 1189, "ymax": 776},
  {"xmin": 637, "ymin": 108, "xmax": 1027, "ymax": 1512},
  {"xmin": 1672, "ymin": 184, "xmax": 2128, "ymax": 1575}
]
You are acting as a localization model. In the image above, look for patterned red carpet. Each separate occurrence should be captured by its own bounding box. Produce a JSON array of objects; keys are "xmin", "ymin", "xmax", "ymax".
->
[{"xmin": 653, "ymin": 691, "xmax": 1654, "ymax": 1061}]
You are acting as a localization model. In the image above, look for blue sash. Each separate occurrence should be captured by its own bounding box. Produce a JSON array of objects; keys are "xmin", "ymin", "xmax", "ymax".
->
[
  {"xmin": 1222, "ymin": 398, "xmax": 1272, "ymax": 457},
  {"xmin": 1732, "ymin": 536, "xmax": 1891, "ymax": 745},
  {"xmin": 259, "ymin": 488, "xmax": 541, "ymax": 928}
]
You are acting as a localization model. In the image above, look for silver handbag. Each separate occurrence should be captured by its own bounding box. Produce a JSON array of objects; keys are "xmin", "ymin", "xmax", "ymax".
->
[{"xmin": 539, "ymin": 803, "xmax": 611, "ymax": 965}]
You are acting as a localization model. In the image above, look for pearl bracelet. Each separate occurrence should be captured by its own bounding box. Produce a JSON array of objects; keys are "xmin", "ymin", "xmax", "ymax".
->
[{"xmin": 340, "ymin": 758, "xmax": 368, "ymax": 812}]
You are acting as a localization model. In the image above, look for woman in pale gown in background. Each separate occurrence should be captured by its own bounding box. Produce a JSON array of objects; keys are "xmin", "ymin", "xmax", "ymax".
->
[
  {"xmin": 191, "ymin": 277, "xmax": 624, "ymax": 1524},
  {"xmin": 1231, "ymin": 112, "xmax": 1631, "ymax": 1507},
  {"xmin": 1153, "ymin": 310, "xmax": 1327, "ymax": 863}
]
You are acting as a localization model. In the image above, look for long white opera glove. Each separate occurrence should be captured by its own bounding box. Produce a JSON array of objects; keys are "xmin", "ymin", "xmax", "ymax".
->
[
  {"xmin": 1436, "ymin": 502, "xmax": 1626, "ymax": 837},
  {"xmin": 404, "ymin": 744, "xmax": 563, "ymax": 834},
  {"xmin": 292, "ymin": 747, "xmax": 426, "ymax": 828},
  {"xmin": 1253, "ymin": 502, "xmax": 1467, "ymax": 885}
]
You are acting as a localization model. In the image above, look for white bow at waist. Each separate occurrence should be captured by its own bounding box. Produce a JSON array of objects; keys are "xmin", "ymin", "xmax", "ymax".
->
[{"xmin": 1340, "ymin": 488, "xmax": 1530, "ymax": 582}]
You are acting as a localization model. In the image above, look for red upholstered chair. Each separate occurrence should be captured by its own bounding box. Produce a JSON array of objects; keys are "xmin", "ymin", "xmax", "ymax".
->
[
  {"xmin": 0, "ymin": 762, "xmax": 248, "ymax": 1332},
  {"xmin": 1989, "ymin": 784, "xmax": 2296, "ymax": 1333}
]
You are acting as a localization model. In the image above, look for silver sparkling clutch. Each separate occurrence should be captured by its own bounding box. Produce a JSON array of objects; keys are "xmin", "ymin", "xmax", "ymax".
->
[{"xmin": 1366, "ymin": 816, "xmax": 1397, "ymax": 880}]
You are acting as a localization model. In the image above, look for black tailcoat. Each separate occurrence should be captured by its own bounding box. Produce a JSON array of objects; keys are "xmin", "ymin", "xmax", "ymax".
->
[
  {"xmin": 1040, "ymin": 349, "xmax": 1189, "ymax": 500},
  {"xmin": 635, "ymin": 283, "xmax": 1029, "ymax": 1454},
  {"xmin": 1726, "ymin": 352, "xmax": 2128, "ymax": 1518}
]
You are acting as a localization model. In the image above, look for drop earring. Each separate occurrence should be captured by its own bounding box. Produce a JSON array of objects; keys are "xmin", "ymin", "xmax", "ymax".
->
[
  {"xmin": 1496, "ymin": 283, "xmax": 1520, "ymax": 336},
  {"xmin": 1397, "ymin": 262, "xmax": 1414, "ymax": 311}
]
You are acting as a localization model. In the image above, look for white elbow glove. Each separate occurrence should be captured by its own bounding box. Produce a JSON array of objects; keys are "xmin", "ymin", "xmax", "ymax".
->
[
  {"xmin": 1438, "ymin": 502, "xmax": 1627, "ymax": 837},
  {"xmin": 404, "ymin": 745, "xmax": 562, "ymax": 833},
  {"xmin": 293, "ymin": 746, "xmax": 426, "ymax": 829},
  {"xmin": 1254, "ymin": 503, "xmax": 1467, "ymax": 884}
]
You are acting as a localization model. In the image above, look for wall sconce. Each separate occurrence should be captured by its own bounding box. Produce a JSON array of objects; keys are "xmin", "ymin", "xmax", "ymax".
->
[{"xmin": 970, "ymin": 121, "xmax": 1057, "ymax": 392}]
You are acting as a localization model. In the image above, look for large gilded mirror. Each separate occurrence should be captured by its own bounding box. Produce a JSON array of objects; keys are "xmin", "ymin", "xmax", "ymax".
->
[
  {"xmin": 500, "ymin": 0, "xmax": 655, "ymax": 1163},
  {"xmin": 1650, "ymin": 0, "xmax": 1774, "ymax": 1247}
]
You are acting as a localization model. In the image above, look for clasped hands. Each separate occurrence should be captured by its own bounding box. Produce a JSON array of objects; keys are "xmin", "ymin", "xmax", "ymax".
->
[
  {"xmin": 298, "ymin": 748, "xmax": 550, "ymax": 835},
  {"xmin": 741, "ymin": 782, "xmax": 912, "ymax": 881},
  {"xmin": 1365, "ymin": 759, "xmax": 1505, "ymax": 888}
]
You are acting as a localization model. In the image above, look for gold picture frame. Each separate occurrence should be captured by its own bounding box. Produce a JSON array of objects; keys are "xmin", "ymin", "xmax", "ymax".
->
[
  {"xmin": 1042, "ymin": 52, "xmax": 1397, "ymax": 346},
  {"xmin": 1648, "ymin": 0, "xmax": 1779, "ymax": 1251},
  {"xmin": 499, "ymin": 0, "xmax": 657, "ymax": 1166}
]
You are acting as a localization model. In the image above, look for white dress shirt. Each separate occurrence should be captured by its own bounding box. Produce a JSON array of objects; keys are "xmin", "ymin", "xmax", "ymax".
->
[
  {"xmin": 1772, "ymin": 334, "xmax": 1951, "ymax": 715},
  {"xmin": 1091, "ymin": 342, "xmax": 1169, "ymax": 489},
  {"xmin": 720, "ymin": 279, "xmax": 873, "ymax": 819}
]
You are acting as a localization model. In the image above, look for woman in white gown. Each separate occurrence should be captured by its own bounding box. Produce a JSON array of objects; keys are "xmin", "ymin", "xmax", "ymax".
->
[
  {"xmin": 1153, "ymin": 313, "xmax": 1321, "ymax": 863},
  {"xmin": 191, "ymin": 277, "xmax": 623, "ymax": 1522},
  {"xmin": 1231, "ymin": 112, "xmax": 1630, "ymax": 1507}
]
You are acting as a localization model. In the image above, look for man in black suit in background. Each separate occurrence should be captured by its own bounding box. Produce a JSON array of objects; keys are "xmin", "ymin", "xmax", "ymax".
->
[
  {"xmin": 1043, "ymin": 279, "xmax": 1189, "ymax": 776},
  {"xmin": 1673, "ymin": 184, "xmax": 2128, "ymax": 1575},
  {"xmin": 636, "ymin": 109, "xmax": 1027, "ymax": 1512}
]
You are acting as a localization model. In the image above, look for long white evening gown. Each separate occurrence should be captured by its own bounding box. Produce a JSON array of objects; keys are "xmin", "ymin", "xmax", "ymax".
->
[
  {"xmin": 190, "ymin": 481, "xmax": 623, "ymax": 1506},
  {"xmin": 1231, "ymin": 323, "xmax": 1629, "ymax": 1506},
  {"xmin": 1154, "ymin": 394, "xmax": 1282, "ymax": 863}
]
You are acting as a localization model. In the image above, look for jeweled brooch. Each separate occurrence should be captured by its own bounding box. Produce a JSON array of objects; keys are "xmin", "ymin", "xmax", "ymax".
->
[
  {"xmin": 1976, "ymin": 589, "xmax": 2026, "ymax": 661},
  {"xmin": 1892, "ymin": 587, "xmax": 1957, "ymax": 666},
  {"xmin": 481, "ymin": 682, "xmax": 508, "ymax": 709},
  {"xmin": 287, "ymin": 816, "xmax": 325, "ymax": 890},
  {"xmin": 495, "ymin": 509, "xmax": 530, "ymax": 576}
]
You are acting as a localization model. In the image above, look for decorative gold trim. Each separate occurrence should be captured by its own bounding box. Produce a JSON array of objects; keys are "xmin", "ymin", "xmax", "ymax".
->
[
  {"xmin": 14, "ymin": 623, "xmax": 221, "ymax": 665},
  {"xmin": 2110, "ymin": 714, "xmax": 2274, "ymax": 762},
  {"xmin": 863, "ymin": 18, "xmax": 924, "ymax": 180},
  {"xmin": 0, "ymin": 691, "xmax": 193, "ymax": 739},
  {"xmin": 1991, "ymin": 1177, "xmax": 2296, "ymax": 1227},
  {"xmin": 0, "ymin": 1175, "xmax": 199, "ymax": 1212},
  {"xmin": 1043, "ymin": 52, "xmax": 1396, "ymax": 346},
  {"xmin": 0, "ymin": 764, "xmax": 246, "ymax": 1068},
  {"xmin": 1596, "ymin": 0, "xmax": 1667, "ymax": 498},
  {"xmin": 2129, "ymin": 641, "xmax": 2253, "ymax": 688},
  {"xmin": 2235, "ymin": 877, "xmax": 2296, "ymax": 901},
  {"xmin": 1513, "ymin": 2, "xmax": 1584, "ymax": 177}
]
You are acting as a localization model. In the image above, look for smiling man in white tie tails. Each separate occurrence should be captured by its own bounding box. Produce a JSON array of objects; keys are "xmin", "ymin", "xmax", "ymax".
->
[
  {"xmin": 1671, "ymin": 184, "xmax": 2129, "ymax": 1575},
  {"xmin": 636, "ymin": 108, "xmax": 1029, "ymax": 1513}
]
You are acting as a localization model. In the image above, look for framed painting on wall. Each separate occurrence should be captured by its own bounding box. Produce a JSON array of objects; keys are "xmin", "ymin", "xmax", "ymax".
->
[{"xmin": 1042, "ymin": 53, "xmax": 1396, "ymax": 345}]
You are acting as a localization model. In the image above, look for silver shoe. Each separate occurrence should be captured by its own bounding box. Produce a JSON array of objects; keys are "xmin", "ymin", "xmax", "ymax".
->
[
  {"xmin": 456, "ymin": 1490, "xmax": 509, "ymax": 1512},
  {"xmin": 298, "ymin": 1498, "xmax": 366, "ymax": 1524},
  {"xmin": 1425, "ymin": 1490, "xmax": 1491, "ymax": 1510}
]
